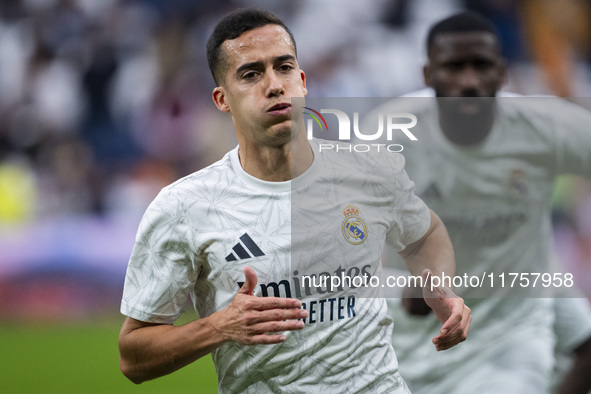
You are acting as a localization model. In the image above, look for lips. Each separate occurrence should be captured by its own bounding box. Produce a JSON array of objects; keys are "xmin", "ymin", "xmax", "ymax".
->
[{"xmin": 267, "ymin": 103, "xmax": 291, "ymax": 114}]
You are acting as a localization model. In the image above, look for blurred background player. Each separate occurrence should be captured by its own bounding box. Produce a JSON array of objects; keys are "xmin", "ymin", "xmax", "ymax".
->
[{"xmin": 373, "ymin": 12, "xmax": 591, "ymax": 394}]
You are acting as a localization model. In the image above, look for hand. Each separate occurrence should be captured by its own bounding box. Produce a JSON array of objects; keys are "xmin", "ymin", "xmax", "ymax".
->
[
  {"xmin": 210, "ymin": 266, "xmax": 307, "ymax": 345},
  {"xmin": 421, "ymin": 269, "xmax": 471, "ymax": 351}
]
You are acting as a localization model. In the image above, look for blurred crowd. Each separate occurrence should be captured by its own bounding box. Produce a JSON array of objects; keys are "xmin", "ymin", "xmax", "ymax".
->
[
  {"xmin": 0, "ymin": 0, "xmax": 590, "ymax": 318},
  {"xmin": 0, "ymin": 0, "xmax": 240, "ymax": 224},
  {"xmin": 2, "ymin": 0, "xmax": 591, "ymax": 221}
]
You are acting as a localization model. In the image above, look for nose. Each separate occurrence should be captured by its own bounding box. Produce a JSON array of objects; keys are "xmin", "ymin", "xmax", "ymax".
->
[
  {"xmin": 265, "ymin": 70, "xmax": 284, "ymax": 98},
  {"xmin": 457, "ymin": 66, "xmax": 481, "ymax": 96}
]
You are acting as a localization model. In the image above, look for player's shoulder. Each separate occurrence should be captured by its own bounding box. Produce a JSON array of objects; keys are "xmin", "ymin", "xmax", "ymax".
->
[
  {"xmin": 498, "ymin": 93, "xmax": 585, "ymax": 120},
  {"xmin": 154, "ymin": 149, "xmax": 236, "ymax": 204}
]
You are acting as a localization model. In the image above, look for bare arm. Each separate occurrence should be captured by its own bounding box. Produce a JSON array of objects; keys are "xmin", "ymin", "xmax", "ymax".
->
[
  {"xmin": 398, "ymin": 210, "xmax": 471, "ymax": 351},
  {"xmin": 118, "ymin": 266, "xmax": 307, "ymax": 384}
]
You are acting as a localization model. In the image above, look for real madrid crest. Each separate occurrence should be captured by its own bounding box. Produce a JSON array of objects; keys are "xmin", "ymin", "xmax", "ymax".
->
[
  {"xmin": 508, "ymin": 169, "xmax": 529, "ymax": 197},
  {"xmin": 341, "ymin": 204, "xmax": 368, "ymax": 245}
]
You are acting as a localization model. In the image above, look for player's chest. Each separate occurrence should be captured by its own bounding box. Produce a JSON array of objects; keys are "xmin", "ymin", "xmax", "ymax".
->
[{"xmin": 409, "ymin": 151, "xmax": 554, "ymax": 208}]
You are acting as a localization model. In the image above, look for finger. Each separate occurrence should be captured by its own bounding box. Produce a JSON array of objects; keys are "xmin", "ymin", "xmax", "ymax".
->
[
  {"xmin": 248, "ymin": 319, "xmax": 305, "ymax": 335},
  {"xmin": 238, "ymin": 266, "xmax": 258, "ymax": 295},
  {"xmin": 241, "ymin": 296, "xmax": 302, "ymax": 311},
  {"xmin": 433, "ymin": 333, "xmax": 461, "ymax": 351},
  {"xmin": 435, "ymin": 328, "xmax": 467, "ymax": 351},
  {"xmin": 439, "ymin": 310, "xmax": 462, "ymax": 335},
  {"xmin": 433, "ymin": 322, "xmax": 459, "ymax": 341},
  {"xmin": 434, "ymin": 317, "xmax": 464, "ymax": 342},
  {"xmin": 245, "ymin": 333, "xmax": 293, "ymax": 345},
  {"xmin": 433, "ymin": 329, "xmax": 461, "ymax": 347},
  {"xmin": 462, "ymin": 307, "xmax": 472, "ymax": 338},
  {"xmin": 436, "ymin": 341, "xmax": 457, "ymax": 351},
  {"xmin": 244, "ymin": 308, "xmax": 308, "ymax": 325},
  {"xmin": 438, "ymin": 313, "xmax": 469, "ymax": 340},
  {"xmin": 433, "ymin": 315, "xmax": 470, "ymax": 349},
  {"xmin": 462, "ymin": 311, "xmax": 472, "ymax": 338},
  {"xmin": 445, "ymin": 306, "xmax": 472, "ymax": 339}
]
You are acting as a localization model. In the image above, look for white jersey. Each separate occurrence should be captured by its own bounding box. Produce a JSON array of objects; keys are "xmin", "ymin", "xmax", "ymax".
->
[
  {"xmin": 121, "ymin": 138, "xmax": 430, "ymax": 393},
  {"xmin": 373, "ymin": 95, "xmax": 591, "ymax": 393}
]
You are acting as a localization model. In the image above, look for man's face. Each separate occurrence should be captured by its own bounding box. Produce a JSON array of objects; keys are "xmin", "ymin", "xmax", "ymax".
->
[
  {"xmin": 424, "ymin": 31, "xmax": 506, "ymax": 99},
  {"xmin": 212, "ymin": 24, "xmax": 307, "ymax": 147}
]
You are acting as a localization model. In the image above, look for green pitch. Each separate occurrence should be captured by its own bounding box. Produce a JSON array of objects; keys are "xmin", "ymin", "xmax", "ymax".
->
[{"xmin": 0, "ymin": 317, "xmax": 218, "ymax": 393}]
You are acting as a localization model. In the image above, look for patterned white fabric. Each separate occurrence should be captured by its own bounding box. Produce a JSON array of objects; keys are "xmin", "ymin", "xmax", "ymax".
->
[{"xmin": 121, "ymin": 138, "xmax": 431, "ymax": 393}]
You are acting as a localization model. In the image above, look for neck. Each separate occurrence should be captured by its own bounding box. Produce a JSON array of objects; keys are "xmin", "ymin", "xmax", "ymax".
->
[
  {"xmin": 437, "ymin": 99, "xmax": 496, "ymax": 146},
  {"xmin": 237, "ymin": 133, "xmax": 313, "ymax": 182}
]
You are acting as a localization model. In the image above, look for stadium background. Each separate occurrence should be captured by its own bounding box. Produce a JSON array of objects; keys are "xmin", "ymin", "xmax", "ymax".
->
[{"xmin": 0, "ymin": 0, "xmax": 590, "ymax": 392}]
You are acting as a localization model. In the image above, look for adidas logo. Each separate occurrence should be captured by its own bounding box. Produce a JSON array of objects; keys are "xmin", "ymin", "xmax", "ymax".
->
[{"xmin": 225, "ymin": 233, "xmax": 266, "ymax": 262}]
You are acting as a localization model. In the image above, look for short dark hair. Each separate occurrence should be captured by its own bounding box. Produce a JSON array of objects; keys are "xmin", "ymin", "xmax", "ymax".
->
[
  {"xmin": 426, "ymin": 12, "xmax": 500, "ymax": 53},
  {"xmin": 206, "ymin": 8, "xmax": 297, "ymax": 86}
]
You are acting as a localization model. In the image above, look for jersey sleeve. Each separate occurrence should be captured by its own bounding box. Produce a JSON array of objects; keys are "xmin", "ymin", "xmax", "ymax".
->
[
  {"xmin": 553, "ymin": 297, "xmax": 591, "ymax": 353},
  {"xmin": 120, "ymin": 188, "xmax": 200, "ymax": 324},
  {"xmin": 384, "ymin": 153, "xmax": 431, "ymax": 252},
  {"xmin": 551, "ymin": 99, "xmax": 591, "ymax": 178}
]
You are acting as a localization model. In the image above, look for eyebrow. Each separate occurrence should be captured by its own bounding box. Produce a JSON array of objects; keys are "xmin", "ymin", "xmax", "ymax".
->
[{"xmin": 235, "ymin": 54, "xmax": 296, "ymax": 76}]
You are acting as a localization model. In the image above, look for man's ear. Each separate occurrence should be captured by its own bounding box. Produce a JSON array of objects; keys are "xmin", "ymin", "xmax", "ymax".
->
[
  {"xmin": 212, "ymin": 87, "xmax": 230, "ymax": 113},
  {"xmin": 300, "ymin": 70, "xmax": 307, "ymax": 96}
]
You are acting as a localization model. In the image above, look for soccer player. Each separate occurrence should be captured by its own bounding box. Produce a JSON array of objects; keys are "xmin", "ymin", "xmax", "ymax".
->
[
  {"xmin": 117, "ymin": 8, "xmax": 471, "ymax": 393},
  {"xmin": 375, "ymin": 12, "xmax": 591, "ymax": 394}
]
